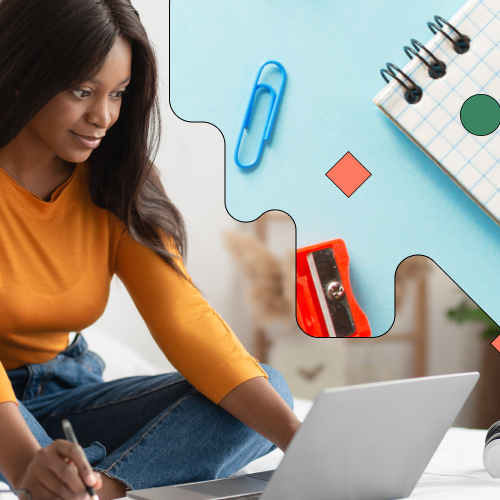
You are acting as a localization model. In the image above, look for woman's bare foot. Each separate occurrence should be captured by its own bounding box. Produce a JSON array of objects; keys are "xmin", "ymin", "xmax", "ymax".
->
[{"xmin": 96, "ymin": 472, "xmax": 127, "ymax": 500}]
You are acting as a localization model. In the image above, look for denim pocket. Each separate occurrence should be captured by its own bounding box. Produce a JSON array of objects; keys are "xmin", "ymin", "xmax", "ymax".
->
[
  {"xmin": 85, "ymin": 441, "xmax": 107, "ymax": 465},
  {"xmin": 9, "ymin": 334, "xmax": 108, "ymax": 399},
  {"xmin": 42, "ymin": 352, "xmax": 104, "ymax": 394},
  {"xmin": 77, "ymin": 350, "xmax": 106, "ymax": 378}
]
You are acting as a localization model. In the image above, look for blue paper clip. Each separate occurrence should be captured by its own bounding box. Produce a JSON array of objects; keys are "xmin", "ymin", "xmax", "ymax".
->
[{"xmin": 234, "ymin": 60, "xmax": 287, "ymax": 169}]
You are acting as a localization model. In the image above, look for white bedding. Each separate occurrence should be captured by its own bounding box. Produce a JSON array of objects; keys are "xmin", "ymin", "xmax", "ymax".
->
[{"xmin": 412, "ymin": 427, "xmax": 499, "ymax": 498}]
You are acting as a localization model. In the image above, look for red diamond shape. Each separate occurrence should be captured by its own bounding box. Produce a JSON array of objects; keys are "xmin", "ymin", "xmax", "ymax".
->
[
  {"xmin": 326, "ymin": 152, "xmax": 371, "ymax": 197},
  {"xmin": 492, "ymin": 334, "xmax": 500, "ymax": 353}
]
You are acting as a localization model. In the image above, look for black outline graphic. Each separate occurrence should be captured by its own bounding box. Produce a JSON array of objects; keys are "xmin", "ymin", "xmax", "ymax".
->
[{"xmin": 168, "ymin": 2, "xmax": 500, "ymax": 347}]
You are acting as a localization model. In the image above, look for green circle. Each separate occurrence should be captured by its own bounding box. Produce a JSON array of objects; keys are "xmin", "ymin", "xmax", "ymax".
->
[{"xmin": 460, "ymin": 94, "xmax": 500, "ymax": 136}]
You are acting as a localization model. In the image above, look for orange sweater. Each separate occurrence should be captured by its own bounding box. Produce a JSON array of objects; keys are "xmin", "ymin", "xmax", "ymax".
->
[{"xmin": 0, "ymin": 161, "xmax": 267, "ymax": 406}]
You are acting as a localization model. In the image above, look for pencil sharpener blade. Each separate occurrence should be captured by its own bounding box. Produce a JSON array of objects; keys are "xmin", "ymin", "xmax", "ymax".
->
[
  {"xmin": 306, "ymin": 248, "xmax": 355, "ymax": 337},
  {"xmin": 296, "ymin": 239, "xmax": 371, "ymax": 338}
]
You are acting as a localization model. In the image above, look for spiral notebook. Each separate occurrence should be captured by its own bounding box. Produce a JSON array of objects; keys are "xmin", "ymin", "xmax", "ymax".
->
[{"xmin": 373, "ymin": 0, "xmax": 500, "ymax": 224}]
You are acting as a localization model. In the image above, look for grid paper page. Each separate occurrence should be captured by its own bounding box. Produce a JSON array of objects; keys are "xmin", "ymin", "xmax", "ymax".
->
[{"xmin": 373, "ymin": 0, "xmax": 500, "ymax": 224}]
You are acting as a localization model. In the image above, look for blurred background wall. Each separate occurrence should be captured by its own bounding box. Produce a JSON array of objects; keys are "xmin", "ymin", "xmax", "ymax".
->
[{"xmin": 89, "ymin": 0, "xmax": 497, "ymax": 429}]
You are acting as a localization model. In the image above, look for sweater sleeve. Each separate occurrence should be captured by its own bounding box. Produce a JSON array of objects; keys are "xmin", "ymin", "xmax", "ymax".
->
[
  {"xmin": 0, "ymin": 361, "xmax": 18, "ymax": 405},
  {"xmin": 114, "ymin": 228, "xmax": 268, "ymax": 404}
]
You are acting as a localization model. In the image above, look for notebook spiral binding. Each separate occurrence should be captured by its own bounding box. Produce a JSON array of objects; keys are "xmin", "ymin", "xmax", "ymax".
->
[{"xmin": 380, "ymin": 16, "xmax": 471, "ymax": 105}]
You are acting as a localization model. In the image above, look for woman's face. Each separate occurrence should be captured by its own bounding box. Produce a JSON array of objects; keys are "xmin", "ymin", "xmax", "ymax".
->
[{"xmin": 24, "ymin": 36, "xmax": 132, "ymax": 165}]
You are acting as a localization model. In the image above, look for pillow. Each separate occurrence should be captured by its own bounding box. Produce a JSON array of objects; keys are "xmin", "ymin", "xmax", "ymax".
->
[{"xmin": 81, "ymin": 327, "xmax": 175, "ymax": 381}]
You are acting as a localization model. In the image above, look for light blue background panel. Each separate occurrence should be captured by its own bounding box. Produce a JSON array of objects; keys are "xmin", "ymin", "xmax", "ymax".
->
[{"xmin": 170, "ymin": 0, "xmax": 500, "ymax": 337}]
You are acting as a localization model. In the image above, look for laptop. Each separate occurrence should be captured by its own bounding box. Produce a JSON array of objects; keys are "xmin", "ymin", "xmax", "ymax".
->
[{"xmin": 127, "ymin": 372, "xmax": 479, "ymax": 500}]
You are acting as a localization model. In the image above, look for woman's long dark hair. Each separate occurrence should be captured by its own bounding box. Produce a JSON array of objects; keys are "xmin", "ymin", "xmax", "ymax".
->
[{"xmin": 0, "ymin": 0, "xmax": 188, "ymax": 277}]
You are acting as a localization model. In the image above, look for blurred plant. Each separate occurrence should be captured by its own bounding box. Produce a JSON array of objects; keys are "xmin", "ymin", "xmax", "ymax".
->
[
  {"xmin": 447, "ymin": 300, "xmax": 500, "ymax": 341},
  {"xmin": 223, "ymin": 231, "xmax": 295, "ymax": 329}
]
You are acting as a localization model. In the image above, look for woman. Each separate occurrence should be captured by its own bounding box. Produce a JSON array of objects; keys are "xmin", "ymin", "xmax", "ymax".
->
[{"xmin": 0, "ymin": 1, "xmax": 300, "ymax": 499}]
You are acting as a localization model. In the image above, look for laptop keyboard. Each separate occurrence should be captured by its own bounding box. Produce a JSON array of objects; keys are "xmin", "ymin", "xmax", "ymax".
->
[{"xmin": 221, "ymin": 493, "xmax": 263, "ymax": 500}]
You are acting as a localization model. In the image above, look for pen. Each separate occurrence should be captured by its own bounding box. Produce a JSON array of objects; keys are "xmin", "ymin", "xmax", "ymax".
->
[{"xmin": 61, "ymin": 419, "xmax": 99, "ymax": 500}]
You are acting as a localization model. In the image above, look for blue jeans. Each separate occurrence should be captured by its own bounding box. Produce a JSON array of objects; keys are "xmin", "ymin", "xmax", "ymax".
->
[{"xmin": 1, "ymin": 334, "xmax": 293, "ymax": 490}]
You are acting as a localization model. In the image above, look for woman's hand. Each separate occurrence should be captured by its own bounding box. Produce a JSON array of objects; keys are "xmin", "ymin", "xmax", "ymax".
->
[{"xmin": 19, "ymin": 440, "xmax": 102, "ymax": 500}]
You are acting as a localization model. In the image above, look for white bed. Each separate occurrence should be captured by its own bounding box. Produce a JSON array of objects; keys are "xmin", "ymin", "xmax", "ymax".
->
[{"xmin": 1, "ymin": 329, "xmax": 498, "ymax": 498}]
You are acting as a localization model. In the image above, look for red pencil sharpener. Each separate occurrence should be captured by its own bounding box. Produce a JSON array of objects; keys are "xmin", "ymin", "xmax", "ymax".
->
[{"xmin": 296, "ymin": 239, "xmax": 371, "ymax": 338}]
